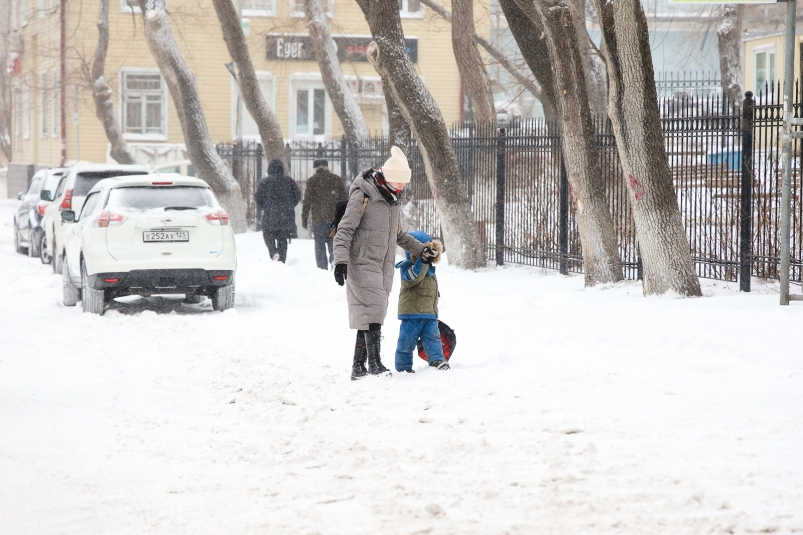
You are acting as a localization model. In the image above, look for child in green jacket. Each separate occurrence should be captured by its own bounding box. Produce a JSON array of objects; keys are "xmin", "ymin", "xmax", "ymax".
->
[{"xmin": 394, "ymin": 230, "xmax": 449, "ymax": 372}]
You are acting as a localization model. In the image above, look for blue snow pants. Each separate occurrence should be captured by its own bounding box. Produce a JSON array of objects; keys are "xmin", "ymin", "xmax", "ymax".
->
[{"xmin": 395, "ymin": 318, "xmax": 444, "ymax": 371}]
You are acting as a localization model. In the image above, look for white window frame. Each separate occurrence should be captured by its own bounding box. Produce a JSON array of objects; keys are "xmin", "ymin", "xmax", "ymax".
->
[
  {"xmin": 52, "ymin": 71, "xmax": 60, "ymax": 138},
  {"xmin": 119, "ymin": 68, "xmax": 168, "ymax": 141},
  {"xmin": 754, "ymin": 45, "xmax": 776, "ymax": 94},
  {"xmin": 40, "ymin": 72, "xmax": 49, "ymax": 138},
  {"xmin": 289, "ymin": 0, "xmax": 332, "ymax": 18},
  {"xmin": 288, "ymin": 73, "xmax": 332, "ymax": 140},
  {"xmin": 242, "ymin": 0, "xmax": 275, "ymax": 17},
  {"xmin": 399, "ymin": 0, "xmax": 424, "ymax": 19},
  {"xmin": 230, "ymin": 72, "xmax": 276, "ymax": 140},
  {"xmin": 120, "ymin": 0, "xmax": 141, "ymax": 13}
]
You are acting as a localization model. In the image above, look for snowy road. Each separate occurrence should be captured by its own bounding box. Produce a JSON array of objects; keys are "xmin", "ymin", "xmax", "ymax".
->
[{"xmin": 0, "ymin": 198, "xmax": 801, "ymax": 534}]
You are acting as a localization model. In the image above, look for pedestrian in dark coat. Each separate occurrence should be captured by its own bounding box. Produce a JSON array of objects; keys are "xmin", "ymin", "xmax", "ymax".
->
[
  {"xmin": 301, "ymin": 159, "xmax": 347, "ymax": 270},
  {"xmin": 333, "ymin": 146, "xmax": 439, "ymax": 380},
  {"xmin": 255, "ymin": 159, "xmax": 301, "ymax": 263}
]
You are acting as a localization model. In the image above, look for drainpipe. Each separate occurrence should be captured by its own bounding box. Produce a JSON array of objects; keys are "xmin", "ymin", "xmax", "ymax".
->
[{"xmin": 59, "ymin": 0, "xmax": 67, "ymax": 166}]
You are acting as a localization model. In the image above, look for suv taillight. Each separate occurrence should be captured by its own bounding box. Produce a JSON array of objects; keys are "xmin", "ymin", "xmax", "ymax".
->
[
  {"xmin": 94, "ymin": 210, "xmax": 127, "ymax": 228},
  {"xmin": 60, "ymin": 189, "xmax": 73, "ymax": 210},
  {"xmin": 36, "ymin": 203, "xmax": 46, "ymax": 215},
  {"xmin": 204, "ymin": 209, "xmax": 229, "ymax": 226}
]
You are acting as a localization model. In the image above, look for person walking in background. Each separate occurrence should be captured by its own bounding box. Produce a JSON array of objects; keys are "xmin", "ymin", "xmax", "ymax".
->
[
  {"xmin": 301, "ymin": 159, "xmax": 347, "ymax": 270},
  {"xmin": 333, "ymin": 146, "xmax": 439, "ymax": 380},
  {"xmin": 255, "ymin": 159, "xmax": 301, "ymax": 263}
]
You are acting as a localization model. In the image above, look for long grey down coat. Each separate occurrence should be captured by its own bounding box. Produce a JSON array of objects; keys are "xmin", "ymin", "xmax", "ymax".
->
[{"xmin": 333, "ymin": 173, "xmax": 426, "ymax": 330}]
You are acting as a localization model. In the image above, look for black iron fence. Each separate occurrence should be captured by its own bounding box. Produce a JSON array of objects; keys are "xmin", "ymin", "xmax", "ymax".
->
[{"xmin": 217, "ymin": 83, "xmax": 803, "ymax": 286}]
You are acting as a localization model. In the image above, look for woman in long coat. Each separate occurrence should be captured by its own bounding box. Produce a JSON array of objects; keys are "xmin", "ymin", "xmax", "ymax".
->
[
  {"xmin": 256, "ymin": 159, "xmax": 301, "ymax": 262},
  {"xmin": 333, "ymin": 146, "xmax": 436, "ymax": 380}
]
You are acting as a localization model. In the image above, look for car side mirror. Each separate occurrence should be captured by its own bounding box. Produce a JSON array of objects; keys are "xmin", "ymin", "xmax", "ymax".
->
[
  {"xmin": 40, "ymin": 190, "xmax": 52, "ymax": 202},
  {"xmin": 17, "ymin": 192, "xmax": 24, "ymax": 200},
  {"xmin": 61, "ymin": 210, "xmax": 76, "ymax": 223}
]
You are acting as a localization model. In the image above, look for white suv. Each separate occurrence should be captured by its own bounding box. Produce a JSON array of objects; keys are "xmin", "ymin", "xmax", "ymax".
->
[
  {"xmin": 60, "ymin": 174, "xmax": 236, "ymax": 315},
  {"xmin": 43, "ymin": 162, "xmax": 150, "ymax": 275}
]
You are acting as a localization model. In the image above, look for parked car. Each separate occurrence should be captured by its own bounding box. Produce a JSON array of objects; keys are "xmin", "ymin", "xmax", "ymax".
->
[
  {"xmin": 43, "ymin": 162, "xmax": 150, "ymax": 275},
  {"xmin": 33, "ymin": 168, "xmax": 68, "ymax": 263},
  {"xmin": 153, "ymin": 160, "xmax": 196, "ymax": 177},
  {"xmin": 13, "ymin": 170, "xmax": 46, "ymax": 256},
  {"xmin": 60, "ymin": 174, "xmax": 236, "ymax": 315}
]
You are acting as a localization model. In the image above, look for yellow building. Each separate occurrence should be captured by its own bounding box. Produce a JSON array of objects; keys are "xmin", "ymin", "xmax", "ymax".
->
[
  {"xmin": 7, "ymin": 0, "xmax": 489, "ymax": 184},
  {"xmin": 743, "ymin": 31, "xmax": 803, "ymax": 98}
]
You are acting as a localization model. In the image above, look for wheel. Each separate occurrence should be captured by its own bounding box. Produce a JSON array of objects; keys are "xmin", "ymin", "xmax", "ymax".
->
[
  {"xmin": 40, "ymin": 234, "xmax": 51, "ymax": 265},
  {"xmin": 212, "ymin": 279, "xmax": 235, "ymax": 312},
  {"xmin": 62, "ymin": 259, "xmax": 80, "ymax": 307},
  {"xmin": 13, "ymin": 222, "xmax": 26, "ymax": 255},
  {"xmin": 81, "ymin": 260, "xmax": 106, "ymax": 316},
  {"xmin": 184, "ymin": 293, "xmax": 206, "ymax": 304}
]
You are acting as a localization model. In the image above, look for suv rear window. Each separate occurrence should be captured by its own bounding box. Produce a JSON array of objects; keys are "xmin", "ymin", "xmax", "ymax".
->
[
  {"xmin": 107, "ymin": 186, "xmax": 218, "ymax": 211},
  {"xmin": 74, "ymin": 171, "xmax": 148, "ymax": 197}
]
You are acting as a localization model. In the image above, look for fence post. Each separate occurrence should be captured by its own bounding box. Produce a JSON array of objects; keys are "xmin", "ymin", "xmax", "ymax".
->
[
  {"xmin": 340, "ymin": 136, "xmax": 348, "ymax": 185},
  {"xmin": 740, "ymin": 91, "xmax": 755, "ymax": 292},
  {"xmin": 559, "ymin": 156, "xmax": 569, "ymax": 275},
  {"xmin": 496, "ymin": 128, "xmax": 506, "ymax": 266}
]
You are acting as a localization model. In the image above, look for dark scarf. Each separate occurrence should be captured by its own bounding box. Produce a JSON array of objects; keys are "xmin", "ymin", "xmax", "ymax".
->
[{"xmin": 364, "ymin": 168, "xmax": 400, "ymax": 206}]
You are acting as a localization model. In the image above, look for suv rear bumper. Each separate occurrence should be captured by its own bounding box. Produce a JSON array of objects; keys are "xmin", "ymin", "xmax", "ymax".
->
[{"xmin": 87, "ymin": 269, "xmax": 234, "ymax": 292}]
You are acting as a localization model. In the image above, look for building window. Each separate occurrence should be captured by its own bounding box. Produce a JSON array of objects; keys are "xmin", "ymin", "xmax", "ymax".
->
[
  {"xmin": 40, "ymin": 72, "xmax": 48, "ymax": 138},
  {"xmin": 52, "ymin": 72, "xmax": 60, "ymax": 138},
  {"xmin": 231, "ymin": 73, "xmax": 275, "ymax": 140},
  {"xmin": 121, "ymin": 70, "xmax": 166, "ymax": 138},
  {"xmin": 289, "ymin": 76, "xmax": 330, "ymax": 139},
  {"xmin": 290, "ymin": 0, "xmax": 332, "ymax": 17},
  {"xmin": 14, "ymin": 0, "xmax": 30, "ymax": 27},
  {"xmin": 242, "ymin": 0, "xmax": 275, "ymax": 17},
  {"xmin": 399, "ymin": 0, "xmax": 423, "ymax": 18},
  {"xmin": 120, "ymin": 0, "xmax": 141, "ymax": 13},
  {"xmin": 755, "ymin": 47, "xmax": 776, "ymax": 95}
]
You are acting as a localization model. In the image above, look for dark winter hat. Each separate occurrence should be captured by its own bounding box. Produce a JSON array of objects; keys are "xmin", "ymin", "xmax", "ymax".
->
[
  {"xmin": 313, "ymin": 158, "xmax": 328, "ymax": 169},
  {"xmin": 268, "ymin": 159, "xmax": 284, "ymax": 175}
]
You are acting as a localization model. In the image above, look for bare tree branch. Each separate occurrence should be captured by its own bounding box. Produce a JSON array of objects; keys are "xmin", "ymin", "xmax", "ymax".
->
[
  {"xmin": 91, "ymin": 0, "xmax": 138, "ymax": 165},
  {"xmin": 304, "ymin": 0, "xmax": 369, "ymax": 143},
  {"xmin": 212, "ymin": 0, "xmax": 287, "ymax": 166}
]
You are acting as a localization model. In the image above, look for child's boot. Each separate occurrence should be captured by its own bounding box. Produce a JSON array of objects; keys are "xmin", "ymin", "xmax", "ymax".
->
[
  {"xmin": 365, "ymin": 329, "xmax": 391, "ymax": 376},
  {"xmin": 430, "ymin": 360, "xmax": 450, "ymax": 370},
  {"xmin": 351, "ymin": 332, "xmax": 368, "ymax": 381}
]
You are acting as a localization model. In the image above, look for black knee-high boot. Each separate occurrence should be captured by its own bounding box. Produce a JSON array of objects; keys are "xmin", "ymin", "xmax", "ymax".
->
[
  {"xmin": 351, "ymin": 331, "xmax": 368, "ymax": 381},
  {"xmin": 365, "ymin": 324, "xmax": 391, "ymax": 376}
]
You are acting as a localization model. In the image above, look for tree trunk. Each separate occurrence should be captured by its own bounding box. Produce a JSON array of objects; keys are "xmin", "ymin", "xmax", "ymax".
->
[
  {"xmin": 304, "ymin": 0, "xmax": 369, "ymax": 144},
  {"xmin": 592, "ymin": 0, "xmax": 701, "ymax": 296},
  {"xmin": 519, "ymin": 0, "xmax": 622, "ymax": 285},
  {"xmin": 565, "ymin": 0, "xmax": 607, "ymax": 119},
  {"xmin": 356, "ymin": 0, "xmax": 485, "ymax": 269},
  {"xmin": 92, "ymin": 0, "xmax": 138, "ymax": 165},
  {"xmin": 718, "ymin": 4, "xmax": 744, "ymax": 110},
  {"xmin": 451, "ymin": 0, "xmax": 496, "ymax": 125},
  {"xmin": 138, "ymin": 0, "xmax": 247, "ymax": 233},
  {"xmin": 384, "ymin": 85, "xmax": 411, "ymax": 152},
  {"xmin": 419, "ymin": 0, "xmax": 543, "ymax": 104},
  {"xmin": 498, "ymin": 0, "xmax": 558, "ymax": 123},
  {"xmin": 212, "ymin": 0, "xmax": 287, "ymax": 166}
]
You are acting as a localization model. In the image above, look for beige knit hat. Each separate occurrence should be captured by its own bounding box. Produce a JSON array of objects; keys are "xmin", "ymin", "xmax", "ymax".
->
[{"xmin": 381, "ymin": 146, "xmax": 411, "ymax": 184}]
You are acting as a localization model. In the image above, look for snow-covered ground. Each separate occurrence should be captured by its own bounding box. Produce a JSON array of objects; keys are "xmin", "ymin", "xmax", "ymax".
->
[{"xmin": 0, "ymin": 198, "xmax": 801, "ymax": 535}]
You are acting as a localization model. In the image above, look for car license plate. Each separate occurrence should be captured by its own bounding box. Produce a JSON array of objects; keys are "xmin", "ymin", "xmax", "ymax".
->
[{"xmin": 143, "ymin": 231, "xmax": 189, "ymax": 242}]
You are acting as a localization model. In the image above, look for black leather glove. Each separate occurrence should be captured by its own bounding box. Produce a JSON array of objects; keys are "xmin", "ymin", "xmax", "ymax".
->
[
  {"xmin": 334, "ymin": 263, "xmax": 348, "ymax": 286},
  {"xmin": 420, "ymin": 246, "xmax": 438, "ymax": 264}
]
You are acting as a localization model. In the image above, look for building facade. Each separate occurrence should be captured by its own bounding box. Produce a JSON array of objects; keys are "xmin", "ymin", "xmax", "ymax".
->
[{"xmin": 6, "ymin": 0, "xmax": 487, "ymax": 177}]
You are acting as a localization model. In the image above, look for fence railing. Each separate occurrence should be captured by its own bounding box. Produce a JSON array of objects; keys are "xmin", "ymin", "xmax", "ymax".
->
[{"xmin": 217, "ymin": 82, "xmax": 803, "ymax": 286}]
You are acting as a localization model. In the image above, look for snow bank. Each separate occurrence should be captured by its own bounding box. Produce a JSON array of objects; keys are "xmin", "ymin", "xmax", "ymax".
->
[{"xmin": 0, "ymin": 199, "xmax": 800, "ymax": 534}]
